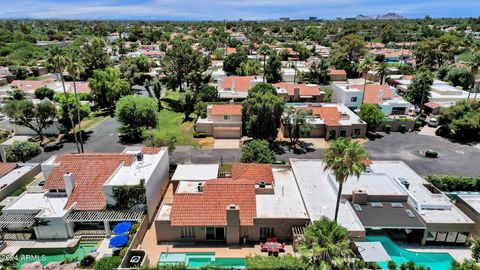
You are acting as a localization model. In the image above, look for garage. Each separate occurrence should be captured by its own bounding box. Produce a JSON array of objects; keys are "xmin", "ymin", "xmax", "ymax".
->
[{"xmin": 213, "ymin": 126, "xmax": 241, "ymax": 138}]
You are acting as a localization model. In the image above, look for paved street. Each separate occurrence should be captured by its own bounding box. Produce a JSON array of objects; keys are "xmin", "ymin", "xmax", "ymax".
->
[{"xmin": 364, "ymin": 133, "xmax": 480, "ymax": 177}]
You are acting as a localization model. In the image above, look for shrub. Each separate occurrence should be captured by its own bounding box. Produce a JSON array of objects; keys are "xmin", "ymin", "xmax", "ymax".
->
[
  {"xmin": 245, "ymin": 254, "xmax": 305, "ymax": 270},
  {"xmin": 5, "ymin": 141, "xmax": 42, "ymax": 162},
  {"xmin": 365, "ymin": 261, "xmax": 381, "ymax": 269},
  {"xmin": 80, "ymin": 255, "xmax": 95, "ymax": 267},
  {"xmin": 425, "ymin": 149, "xmax": 438, "ymax": 158},
  {"xmin": 240, "ymin": 139, "xmax": 276, "ymax": 163},
  {"xmin": 388, "ymin": 260, "xmax": 397, "ymax": 270},
  {"xmin": 93, "ymin": 256, "xmax": 122, "ymax": 270},
  {"xmin": 384, "ymin": 124, "xmax": 392, "ymax": 133},
  {"xmin": 34, "ymin": 87, "xmax": 55, "ymax": 100},
  {"xmin": 193, "ymin": 131, "xmax": 207, "ymax": 138},
  {"xmin": 119, "ymin": 247, "xmax": 128, "ymax": 258},
  {"xmin": 399, "ymin": 124, "xmax": 406, "ymax": 133},
  {"xmin": 427, "ymin": 175, "xmax": 480, "ymax": 192}
]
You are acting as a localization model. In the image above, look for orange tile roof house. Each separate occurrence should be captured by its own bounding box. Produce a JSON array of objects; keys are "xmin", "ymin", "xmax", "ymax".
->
[
  {"xmin": 274, "ymin": 82, "xmax": 323, "ymax": 102},
  {"xmin": 327, "ymin": 68, "xmax": 347, "ymax": 81},
  {"xmin": 281, "ymin": 103, "xmax": 366, "ymax": 140},
  {"xmin": 195, "ymin": 103, "xmax": 243, "ymax": 138},
  {"xmin": 155, "ymin": 163, "xmax": 309, "ymax": 244},
  {"xmin": 0, "ymin": 147, "xmax": 170, "ymax": 240},
  {"xmin": 217, "ymin": 76, "xmax": 262, "ymax": 100}
]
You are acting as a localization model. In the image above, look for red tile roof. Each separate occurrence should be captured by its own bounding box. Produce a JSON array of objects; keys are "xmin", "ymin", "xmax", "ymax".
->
[
  {"xmin": 44, "ymin": 153, "xmax": 135, "ymax": 210},
  {"xmin": 274, "ymin": 83, "xmax": 321, "ymax": 97},
  {"xmin": 225, "ymin": 47, "xmax": 237, "ymax": 55},
  {"xmin": 221, "ymin": 76, "xmax": 253, "ymax": 92},
  {"xmin": 11, "ymin": 80, "xmax": 50, "ymax": 92},
  {"xmin": 232, "ymin": 163, "xmax": 274, "ymax": 184},
  {"xmin": 170, "ymin": 179, "xmax": 256, "ymax": 226},
  {"xmin": 0, "ymin": 163, "xmax": 17, "ymax": 178},
  {"xmin": 351, "ymin": 85, "xmax": 393, "ymax": 104},
  {"xmin": 211, "ymin": 104, "xmax": 242, "ymax": 116},
  {"xmin": 306, "ymin": 106, "xmax": 341, "ymax": 126}
]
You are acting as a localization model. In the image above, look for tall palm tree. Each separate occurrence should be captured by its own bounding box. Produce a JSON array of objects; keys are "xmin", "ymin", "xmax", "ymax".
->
[
  {"xmin": 258, "ymin": 44, "xmax": 270, "ymax": 83},
  {"xmin": 288, "ymin": 61, "xmax": 298, "ymax": 84},
  {"xmin": 376, "ymin": 62, "xmax": 389, "ymax": 85},
  {"xmin": 46, "ymin": 47, "xmax": 80, "ymax": 153},
  {"xmin": 357, "ymin": 57, "xmax": 376, "ymax": 103},
  {"xmin": 323, "ymin": 138, "xmax": 368, "ymax": 221},
  {"xmin": 296, "ymin": 217, "xmax": 355, "ymax": 269},
  {"xmin": 66, "ymin": 53, "xmax": 85, "ymax": 153}
]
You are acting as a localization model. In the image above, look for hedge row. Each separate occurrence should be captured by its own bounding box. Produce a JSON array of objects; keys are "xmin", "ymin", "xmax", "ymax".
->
[
  {"xmin": 426, "ymin": 175, "xmax": 480, "ymax": 192},
  {"xmin": 245, "ymin": 255, "xmax": 305, "ymax": 270}
]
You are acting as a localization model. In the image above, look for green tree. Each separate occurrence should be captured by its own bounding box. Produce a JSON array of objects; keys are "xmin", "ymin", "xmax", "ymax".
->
[
  {"xmin": 388, "ymin": 260, "xmax": 398, "ymax": 270},
  {"xmin": 223, "ymin": 52, "xmax": 248, "ymax": 74},
  {"xmin": 331, "ymin": 34, "xmax": 367, "ymax": 76},
  {"xmin": 93, "ymin": 256, "xmax": 122, "ymax": 270},
  {"xmin": 322, "ymin": 138, "xmax": 368, "ymax": 221},
  {"xmin": 258, "ymin": 44, "xmax": 271, "ymax": 82},
  {"xmin": 46, "ymin": 46, "xmax": 80, "ymax": 153},
  {"xmin": 359, "ymin": 104, "xmax": 384, "ymax": 132},
  {"xmin": 248, "ymin": 82, "xmax": 277, "ymax": 97},
  {"xmin": 34, "ymin": 87, "xmax": 55, "ymax": 100},
  {"xmin": 296, "ymin": 217, "xmax": 355, "ymax": 269},
  {"xmin": 264, "ymin": 53, "xmax": 282, "ymax": 83},
  {"xmin": 66, "ymin": 53, "xmax": 86, "ymax": 152},
  {"xmin": 196, "ymin": 84, "xmax": 217, "ymax": 103},
  {"xmin": 81, "ymin": 37, "xmax": 110, "ymax": 78},
  {"xmin": 236, "ymin": 60, "xmax": 262, "ymax": 76},
  {"xmin": 5, "ymin": 141, "xmax": 42, "ymax": 163},
  {"xmin": 115, "ymin": 95, "xmax": 158, "ymax": 142},
  {"xmin": 283, "ymin": 108, "xmax": 313, "ymax": 146},
  {"xmin": 438, "ymin": 100, "xmax": 480, "ymax": 140},
  {"xmin": 119, "ymin": 55, "xmax": 152, "ymax": 86},
  {"xmin": 309, "ymin": 59, "xmax": 330, "ymax": 84},
  {"xmin": 9, "ymin": 65, "xmax": 27, "ymax": 80},
  {"xmin": 9, "ymin": 89, "xmax": 26, "ymax": 100},
  {"xmin": 445, "ymin": 68, "xmax": 475, "ymax": 90},
  {"xmin": 243, "ymin": 91, "xmax": 285, "ymax": 140},
  {"xmin": 240, "ymin": 139, "xmax": 276, "ymax": 163},
  {"xmin": 357, "ymin": 57, "xmax": 376, "ymax": 103},
  {"xmin": 3, "ymin": 100, "xmax": 56, "ymax": 144},
  {"xmin": 88, "ymin": 67, "xmax": 131, "ymax": 109},
  {"xmin": 53, "ymin": 93, "xmax": 90, "ymax": 130},
  {"xmin": 405, "ymin": 69, "xmax": 433, "ymax": 114},
  {"xmin": 180, "ymin": 90, "xmax": 195, "ymax": 120}
]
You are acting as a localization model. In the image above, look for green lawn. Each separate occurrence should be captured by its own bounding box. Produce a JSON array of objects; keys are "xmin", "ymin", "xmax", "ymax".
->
[
  {"xmin": 81, "ymin": 113, "xmax": 109, "ymax": 131},
  {"xmin": 153, "ymin": 109, "xmax": 198, "ymax": 147}
]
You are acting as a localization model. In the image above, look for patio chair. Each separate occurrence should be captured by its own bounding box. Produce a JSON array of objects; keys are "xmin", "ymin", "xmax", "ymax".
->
[
  {"xmin": 268, "ymin": 249, "xmax": 273, "ymax": 256},
  {"xmin": 260, "ymin": 243, "xmax": 267, "ymax": 252},
  {"xmin": 279, "ymin": 242, "xmax": 286, "ymax": 251},
  {"xmin": 271, "ymin": 237, "xmax": 277, "ymax": 243},
  {"xmin": 273, "ymin": 248, "xmax": 279, "ymax": 257},
  {"xmin": 266, "ymin": 237, "xmax": 273, "ymax": 242}
]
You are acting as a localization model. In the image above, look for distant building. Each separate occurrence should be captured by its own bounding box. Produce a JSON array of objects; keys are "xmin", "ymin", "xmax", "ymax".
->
[
  {"xmin": 217, "ymin": 76, "xmax": 262, "ymax": 100},
  {"xmin": 274, "ymin": 82, "xmax": 323, "ymax": 102}
]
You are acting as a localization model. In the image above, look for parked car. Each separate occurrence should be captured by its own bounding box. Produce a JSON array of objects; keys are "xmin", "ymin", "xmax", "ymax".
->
[{"xmin": 427, "ymin": 118, "xmax": 438, "ymax": 127}]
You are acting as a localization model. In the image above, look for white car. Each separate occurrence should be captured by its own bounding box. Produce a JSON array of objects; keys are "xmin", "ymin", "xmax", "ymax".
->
[{"xmin": 427, "ymin": 118, "xmax": 438, "ymax": 127}]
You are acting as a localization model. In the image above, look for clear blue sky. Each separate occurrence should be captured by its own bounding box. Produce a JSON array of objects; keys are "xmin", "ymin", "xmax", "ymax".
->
[{"xmin": 1, "ymin": 0, "xmax": 479, "ymax": 20}]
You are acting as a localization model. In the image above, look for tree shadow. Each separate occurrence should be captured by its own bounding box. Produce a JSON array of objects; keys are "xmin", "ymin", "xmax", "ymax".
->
[{"xmin": 366, "ymin": 132, "xmax": 384, "ymax": 141}]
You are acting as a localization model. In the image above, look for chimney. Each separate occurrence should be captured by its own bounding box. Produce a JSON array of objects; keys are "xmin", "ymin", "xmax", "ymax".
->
[
  {"xmin": 64, "ymin": 172, "xmax": 75, "ymax": 197},
  {"xmin": 352, "ymin": 190, "xmax": 368, "ymax": 205},
  {"xmin": 293, "ymin": 87, "xmax": 300, "ymax": 101},
  {"xmin": 226, "ymin": 204, "xmax": 240, "ymax": 244}
]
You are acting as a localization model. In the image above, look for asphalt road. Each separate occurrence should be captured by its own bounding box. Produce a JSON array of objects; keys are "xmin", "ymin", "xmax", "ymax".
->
[{"xmin": 364, "ymin": 133, "xmax": 480, "ymax": 177}]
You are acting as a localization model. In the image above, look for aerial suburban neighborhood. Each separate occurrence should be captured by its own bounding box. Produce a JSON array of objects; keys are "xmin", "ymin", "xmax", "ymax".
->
[{"xmin": 0, "ymin": 1, "xmax": 479, "ymax": 269}]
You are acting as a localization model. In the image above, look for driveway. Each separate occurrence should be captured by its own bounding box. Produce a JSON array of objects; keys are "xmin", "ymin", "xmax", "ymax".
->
[
  {"xmin": 418, "ymin": 126, "xmax": 438, "ymax": 136},
  {"xmin": 365, "ymin": 133, "xmax": 480, "ymax": 177},
  {"xmin": 213, "ymin": 139, "xmax": 240, "ymax": 149},
  {"xmin": 29, "ymin": 117, "xmax": 135, "ymax": 163}
]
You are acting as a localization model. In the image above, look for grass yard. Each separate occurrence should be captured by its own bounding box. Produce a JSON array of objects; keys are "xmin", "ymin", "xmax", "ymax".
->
[
  {"xmin": 154, "ymin": 109, "xmax": 198, "ymax": 147},
  {"xmin": 80, "ymin": 112, "xmax": 109, "ymax": 131}
]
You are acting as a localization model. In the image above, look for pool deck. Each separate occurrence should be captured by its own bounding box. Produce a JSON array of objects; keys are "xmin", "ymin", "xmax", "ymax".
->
[
  {"xmin": 401, "ymin": 243, "xmax": 472, "ymax": 262},
  {"xmin": 139, "ymin": 222, "xmax": 296, "ymax": 266}
]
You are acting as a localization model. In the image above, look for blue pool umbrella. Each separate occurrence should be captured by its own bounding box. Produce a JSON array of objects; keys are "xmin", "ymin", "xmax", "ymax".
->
[
  {"xmin": 109, "ymin": 234, "xmax": 129, "ymax": 248},
  {"xmin": 113, "ymin": 222, "xmax": 132, "ymax": 234}
]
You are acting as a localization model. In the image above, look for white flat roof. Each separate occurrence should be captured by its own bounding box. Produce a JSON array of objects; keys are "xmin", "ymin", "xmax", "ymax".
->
[
  {"xmin": 156, "ymin": 204, "xmax": 172, "ymax": 220},
  {"xmin": 256, "ymin": 167, "xmax": 308, "ymax": 219},
  {"xmin": 176, "ymin": 181, "xmax": 205, "ymax": 193},
  {"xmin": 106, "ymin": 150, "xmax": 166, "ymax": 186},
  {"xmin": 340, "ymin": 173, "xmax": 407, "ymax": 197},
  {"xmin": 3, "ymin": 192, "xmax": 68, "ymax": 218},
  {"xmin": 458, "ymin": 194, "xmax": 480, "ymax": 214},
  {"xmin": 0, "ymin": 164, "xmax": 36, "ymax": 188},
  {"xmin": 290, "ymin": 159, "xmax": 365, "ymax": 232},
  {"xmin": 171, "ymin": 164, "xmax": 219, "ymax": 181}
]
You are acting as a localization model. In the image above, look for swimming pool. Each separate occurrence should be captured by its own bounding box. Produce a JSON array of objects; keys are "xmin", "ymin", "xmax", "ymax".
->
[
  {"xmin": 365, "ymin": 236, "xmax": 454, "ymax": 270},
  {"xmin": 16, "ymin": 240, "xmax": 99, "ymax": 267},
  {"xmin": 159, "ymin": 252, "xmax": 246, "ymax": 269}
]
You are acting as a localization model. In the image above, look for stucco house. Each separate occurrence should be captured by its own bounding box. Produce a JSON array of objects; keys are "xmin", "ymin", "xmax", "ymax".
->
[
  {"xmin": 195, "ymin": 103, "xmax": 243, "ymax": 138},
  {"xmin": 274, "ymin": 82, "xmax": 323, "ymax": 102}
]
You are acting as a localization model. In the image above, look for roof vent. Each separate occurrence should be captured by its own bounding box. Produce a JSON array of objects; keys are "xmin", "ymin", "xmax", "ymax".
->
[
  {"xmin": 258, "ymin": 181, "xmax": 266, "ymax": 188},
  {"xmin": 229, "ymin": 204, "xmax": 236, "ymax": 209},
  {"xmin": 197, "ymin": 182, "xmax": 204, "ymax": 192}
]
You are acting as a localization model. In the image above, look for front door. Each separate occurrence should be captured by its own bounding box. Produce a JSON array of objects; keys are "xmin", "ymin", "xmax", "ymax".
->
[
  {"xmin": 206, "ymin": 227, "xmax": 225, "ymax": 240},
  {"xmin": 340, "ymin": 130, "xmax": 347, "ymax": 137},
  {"xmin": 328, "ymin": 130, "xmax": 336, "ymax": 140}
]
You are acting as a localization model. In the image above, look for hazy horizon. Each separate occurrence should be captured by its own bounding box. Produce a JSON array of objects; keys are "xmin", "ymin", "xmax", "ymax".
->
[{"xmin": 1, "ymin": 0, "xmax": 479, "ymax": 21}]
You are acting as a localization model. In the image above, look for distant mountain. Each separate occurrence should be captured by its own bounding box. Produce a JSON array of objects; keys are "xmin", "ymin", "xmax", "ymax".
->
[
  {"xmin": 377, "ymin": 12, "xmax": 404, "ymax": 20},
  {"xmin": 354, "ymin": 12, "xmax": 404, "ymax": 20},
  {"xmin": 355, "ymin": 14, "xmax": 374, "ymax": 20}
]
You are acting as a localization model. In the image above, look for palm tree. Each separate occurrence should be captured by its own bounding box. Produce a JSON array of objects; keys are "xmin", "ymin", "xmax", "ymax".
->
[
  {"xmin": 376, "ymin": 62, "xmax": 389, "ymax": 85},
  {"xmin": 323, "ymin": 138, "xmax": 368, "ymax": 221},
  {"xmin": 66, "ymin": 53, "xmax": 85, "ymax": 153},
  {"xmin": 46, "ymin": 47, "xmax": 80, "ymax": 153},
  {"xmin": 357, "ymin": 57, "xmax": 376, "ymax": 103},
  {"xmin": 258, "ymin": 44, "xmax": 270, "ymax": 83},
  {"xmin": 296, "ymin": 217, "xmax": 355, "ymax": 269},
  {"xmin": 288, "ymin": 61, "xmax": 298, "ymax": 84},
  {"xmin": 466, "ymin": 51, "xmax": 480, "ymax": 98}
]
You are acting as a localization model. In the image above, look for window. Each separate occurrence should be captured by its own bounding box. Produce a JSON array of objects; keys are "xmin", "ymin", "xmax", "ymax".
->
[
  {"xmin": 181, "ymin": 227, "xmax": 195, "ymax": 239},
  {"xmin": 350, "ymin": 97, "xmax": 358, "ymax": 102},
  {"xmin": 390, "ymin": 202, "xmax": 403, "ymax": 208},
  {"xmin": 426, "ymin": 231, "xmax": 436, "ymax": 241},
  {"xmin": 391, "ymin": 107, "xmax": 406, "ymax": 115},
  {"xmin": 456, "ymin": 232, "xmax": 468, "ymax": 243},
  {"xmin": 371, "ymin": 202, "xmax": 383, "ymax": 208},
  {"xmin": 260, "ymin": 227, "xmax": 275, "ymax": 239},
  {"xmin": 224, "ymin": 115, "xmax": 232, "ymax": 120},
  {"xmin": 405, "ymin": 209, "xmax": 415, "ymax": 218},
  {"xmin": 354, "ymin": 129, "xmax": 361, "ymax": 136},
  {"xmin": 353, "ymin": 203, "xmax": 362, "ymax": 211},
  {"xmin": 446, "ymin": 232, "xmax": 457, "ymax": 243},
  {"xmin": 435, "ymin": 232, "xmax": 447, "ymax": 242}
]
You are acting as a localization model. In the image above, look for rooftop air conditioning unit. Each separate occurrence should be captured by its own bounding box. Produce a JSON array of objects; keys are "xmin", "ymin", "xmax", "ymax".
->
[{"xmin": 258, "ymin": 181, "xmax": 266, "ymax": 188}]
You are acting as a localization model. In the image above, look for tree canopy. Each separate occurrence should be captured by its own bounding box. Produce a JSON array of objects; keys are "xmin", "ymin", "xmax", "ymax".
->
[
  {"xmin": 240, "ymin": 139, "xmax": 276, "ymax": 163},
  {"xmin": 438, "ymin": 100, "xmax": 480, "ymax": 140},
  {"xmin": 115, "ymin": 95, "xmax": 158, "ymax": 142},
  {"xmin": 88, "ymin": 67, "xmax": 131, "ymax": 108},
  {"xmin": 359, "ymin": 103, "xmax": 384, "ymax": 132}
]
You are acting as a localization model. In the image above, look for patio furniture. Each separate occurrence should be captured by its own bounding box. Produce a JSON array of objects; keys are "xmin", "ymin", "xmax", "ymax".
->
[
  {"xmin": 113, "ymin": 222, "xmax": 132, "ymax": 234},
  {"xmin": 273, "ymin": 248, "xmax": 279, "ymax": 257},
  {"xmin": 260, "ymin": 242, "xmax": 267, "ymax": 252},
  {"xmin": 109, "ymin": 234, "xmax": 129, "ymax": 248},
  {"xmin": 279, "ymin": 242, "xmax": 285, "ymax": 251},
  {"xmin": 261, "ymin": 240, "xmax": 284, "ymax": 255}
]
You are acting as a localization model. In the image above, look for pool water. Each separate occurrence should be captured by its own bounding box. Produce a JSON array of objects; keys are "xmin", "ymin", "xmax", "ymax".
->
[
  {"xmin": 16, "ymin": 242, "xmax": 98, "ymax": 267},
  {"xmin": 159, "ymin": 252, "xmax": 246, "ymax": 269},
  {"xmin": 365, "ymin": 236, "xmax": 454, "ymax": 270}
]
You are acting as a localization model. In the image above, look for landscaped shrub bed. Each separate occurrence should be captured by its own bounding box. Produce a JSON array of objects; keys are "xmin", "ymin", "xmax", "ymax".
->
[
  {"xmin": 426, "ymin": 175, "xmax": 480, "ymax": 192},
  {"xmin": 246, "ymin": 255, "xmax": 305, "ymax": 270},
  {"xmin": 425, "ymin": 149, "xmax": 439, "ymax": 158}
]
